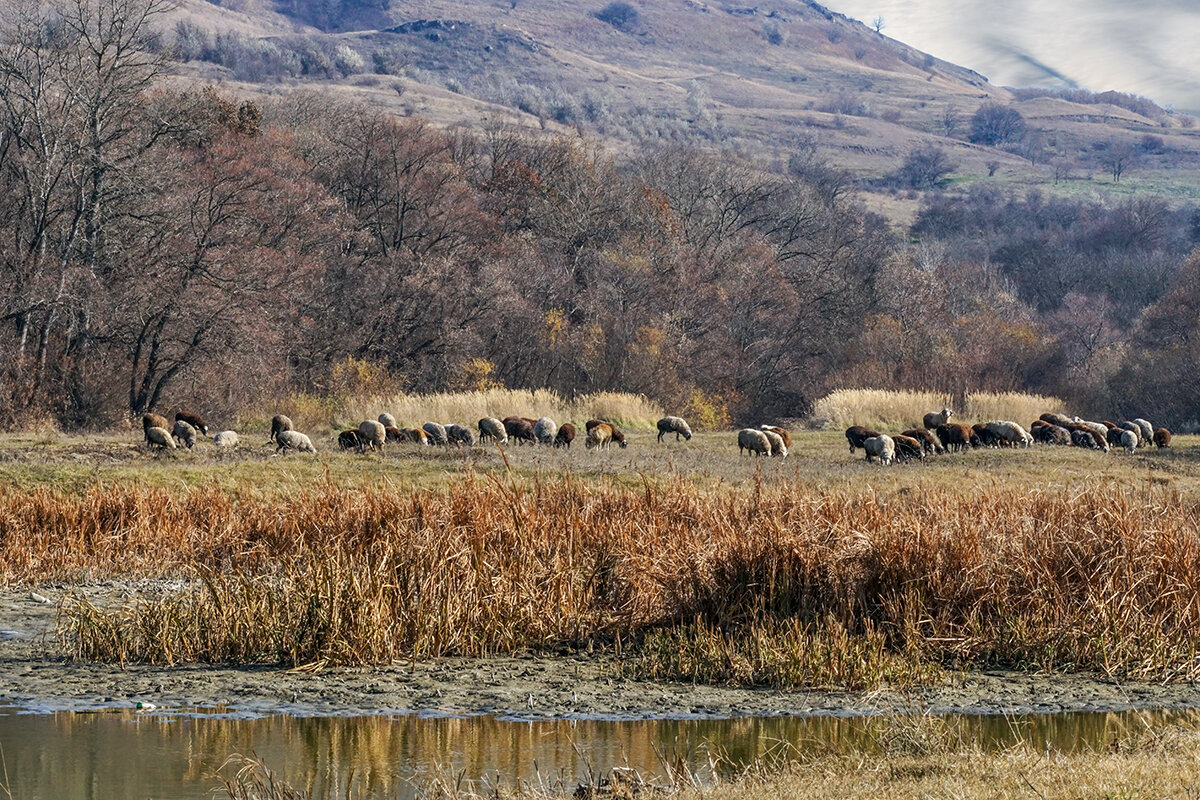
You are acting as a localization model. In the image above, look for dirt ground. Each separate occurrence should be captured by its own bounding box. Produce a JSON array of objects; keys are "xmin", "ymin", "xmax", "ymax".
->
[{"xmin": 4, "ymin": 583, "xmax": 1200, "ymax": 720}]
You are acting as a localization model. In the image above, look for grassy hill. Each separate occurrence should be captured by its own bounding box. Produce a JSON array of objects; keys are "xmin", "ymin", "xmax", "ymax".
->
[{"xmin": 165, "ymin": 0, "xmax": 1200, "ymax": 223}]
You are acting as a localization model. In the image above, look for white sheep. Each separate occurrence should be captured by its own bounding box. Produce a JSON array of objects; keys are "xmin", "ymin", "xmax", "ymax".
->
[
  {"xmin": 1119, "ymin": 429, "xmax": 1137, "ymax": 454},
  {"xmin": 378, "ymin": 412, "xmax": 397, "ymax": 429},
  {"xmin": 446, "ymin": 423, "xmax": 476, "ymax": 446},
  {"xmin": 761, "ymin": 428, "xmax": 787, "ymax": 458},
  {"xmin": 213, "ymin": 431, "xmax": 239, "ymax": 448},
  {"xmin": 657, "ymin": 416, "xmax": 693, "ymax": 442},
  {"xmin": 533, "ymin": 416, "xmax": 558, "ymax": 445},
  {"xmin": 1119, "ymin": 421, "xmax": 1142, "ymax": 444},
  {"xmin": 478, "ymin": 417, "xmax": 508, "ymax": 445},
  {"xmin": 145, "ymin": 426, "xmax": 176, "ymax": 451},
  {"xmin": 922, "ymin": 407, "xmax": 953, "ymax": 430},
  {"xmin": 358, "ymin": 420, "xmax": 387, "ymax": 451},
  {"xmin": 276, "ymin": 430, "xmax": 316, "ymax": 454},
  {"xmin": 171, "ymin": 419, "xmax": 197, "ymax": 449},
  {"xmin": 984, "ymin": 420, "xmax": 1033, "ymax": 448},
  {"xmin": 422, "ymin": 421, "xmax": 448, "ymax": 446},
  {"xmin": 1133, "ymin": 418, "xmax": 1154, "ymax": 443},
  {"xmin": 737, "ymin": 428, "xmax": 771, "ymax": 456},
  {"xmin": 863, "ymin": 435, "xmax": 895, "ymax": 465}
]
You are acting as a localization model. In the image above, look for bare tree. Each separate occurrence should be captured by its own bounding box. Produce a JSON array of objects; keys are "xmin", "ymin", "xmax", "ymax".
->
[{"xmin": 871, "ymin": 15, "xmax": 885, "ymax": 33}]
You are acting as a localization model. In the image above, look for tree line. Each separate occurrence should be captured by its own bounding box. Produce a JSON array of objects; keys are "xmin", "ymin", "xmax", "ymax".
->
[{"xmin": 0, "ymin": 0, "xmax": 1196, "ymax": 430}]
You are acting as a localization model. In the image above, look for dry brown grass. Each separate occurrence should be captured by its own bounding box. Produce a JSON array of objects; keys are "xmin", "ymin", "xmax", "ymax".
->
[
  {"xmin": 812, "ymin": 389, "xmax": 1066, "ymax": 429},
  {"xmin": 15, "ymin": 476, "xmax": 1197, "ymax": 686}
]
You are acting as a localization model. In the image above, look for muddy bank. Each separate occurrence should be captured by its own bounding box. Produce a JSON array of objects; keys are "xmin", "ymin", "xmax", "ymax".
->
[{"xmin": 3, "ymin": 584, "xmax": 1200, "ymax": 719}]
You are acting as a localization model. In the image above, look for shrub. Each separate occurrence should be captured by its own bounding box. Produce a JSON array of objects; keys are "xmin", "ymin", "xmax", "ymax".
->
[{"xmin": 596, "ymin": 2, "xmax": 639, "ymax": 30}]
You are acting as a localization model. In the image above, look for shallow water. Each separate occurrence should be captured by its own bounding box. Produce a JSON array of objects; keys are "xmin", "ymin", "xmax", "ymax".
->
[{"xmin": 3, "ymin": 706, "xmax": 1197, "ymax": 799}]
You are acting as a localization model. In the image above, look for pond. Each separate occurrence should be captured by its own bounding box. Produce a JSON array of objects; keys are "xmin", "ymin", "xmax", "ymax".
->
[{"xmin": 4, "ymin": 706, "xmax": 1195, "ymax": 799}]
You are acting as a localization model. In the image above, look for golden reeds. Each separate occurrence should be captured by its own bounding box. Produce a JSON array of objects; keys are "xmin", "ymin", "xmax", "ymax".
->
[
  {"xmin": 4, "ymin": 478, "xmax": 1195, "ymax": 686},
  {"xmin": 812, "ymin": 389, "xmax": 1066, "ymax": 429}
]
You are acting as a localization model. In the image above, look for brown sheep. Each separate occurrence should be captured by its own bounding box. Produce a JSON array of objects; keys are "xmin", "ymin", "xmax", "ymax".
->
[
  {"xmin": 502, "ymin": 416, "xmax": 537, "ymax": 445},
  {"xmin": 1040, "ymin": 412, "xmax": 1074, "ymax": 428},
  {"xmin": 339, "ymin": 429, "xmax": 365, "ymax": 452},
  {"xmin": 1033, "ymin": 424, "xmax": 1071, "ymax": 445},
  {"xmin": 935, "ymin": 423, "xmax": 974, "ymax": 452},
  {"xmin": 760, "ymin": 425, "xmax": 792, "ymax": 449},
  {"xmin": 1065, "ymin": 422, "xmax": 1108, "ymax": 451},
  {"xmin": 586, "ymin": 419, "xmax": 627, "ymax": 448},
  {"xmin": 403, "ymin": 427, "xmax": 430, "ymax": 445},
  {"xmin": 175, "ymin": 411, "xmax": 209, "ymax": 436},
  {"xmin": 586, "ymin": 422, "xmax": 613, "ymax": 449},
  {"xmin": 385, "ymin": 425, "xmax": 408, "ymax": 443},
  {"xmin": 1154, "ymin": 427, "xmax": 1172, "ymax": 448},
  {"xmin": 142, "ymin": 413, "xmax": 170, "ymax": 445},
  {"xmin": 270, "ymin": 414, "xmax": 293, "ymax": 443},
  {"xmin": 901, "ymin": 427, "xmax": 943, "ymax": 455},
  {"xmin": 972, "ymin": 423, "xmax": 1001, "ymax": 448},
  {"xmin": 922, "ymin": 407, "xmax": 953, "ymax": 430},
  {"xmin": 892, "ymin": 434, "xmax": 925, "ymax": 462},
  {"xmin": 555, "ymin": 423, "xmax": 576, "ymax": 448},
  {"xmin": 845, "ymin": 426, "xmax": 881, "ymax": 453}
]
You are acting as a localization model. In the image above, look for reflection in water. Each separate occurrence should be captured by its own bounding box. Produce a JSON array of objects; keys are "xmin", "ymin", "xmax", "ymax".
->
[{"xmin": 2, "ymin": 707, "xmax": 1197, "ymax": 800}]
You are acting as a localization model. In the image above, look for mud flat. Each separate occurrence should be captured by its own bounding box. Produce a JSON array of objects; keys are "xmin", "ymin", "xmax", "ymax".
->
[{"xmin": 3, "ymin": 585, "xmax": 1200, "ymax": 720}]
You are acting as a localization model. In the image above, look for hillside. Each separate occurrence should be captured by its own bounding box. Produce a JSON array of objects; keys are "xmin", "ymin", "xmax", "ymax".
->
[{"xmin": 167, "ymin": 0, "xmax": 1200, "ymax": 223}]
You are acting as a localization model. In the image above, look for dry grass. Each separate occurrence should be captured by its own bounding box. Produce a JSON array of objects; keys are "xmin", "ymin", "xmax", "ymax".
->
[
  {"xmin": 24, "ymin": 476, "xmax": 1200, "ymax": 686},
  {"xmin": 812, "ymin": 389, "xmax": 1066, "ymax": 429},
  {"xmin": 273, "ymin": 388, "xmax": 665, "ymax": 433}
]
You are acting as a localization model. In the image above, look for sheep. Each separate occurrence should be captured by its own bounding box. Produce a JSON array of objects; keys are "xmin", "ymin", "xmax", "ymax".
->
[
  {"xmin": 502, "ymin": 416, "xmax": 537, "ymax": 445},
  {"xmin": 901, "ymin": 427, "xmax": 943, "ymax": 455},
  {"xmin": 863, "ymin": 435, "xmax": 895, "ymax": 465},
  {"xmin": 657, "ymin": 416, "xmax": 693, "ymax": 442},
  {"xmin": 446, "ymin": 423, "xmax": 476, "ymax": 447},
  {"xmin": 586, "ymin": 419, "xmax": 628, "ymax": 448},
  {"xmin": 845, "ymin": 425, "xmax": 881, "ymax": 453},
  {"xmin": 760, "ymin": 425, "xmax": 791, "ymax": 449},
  {"xmin": 892, "ymin": 434, "xmax": 924, "ymax": 462},
  {"xmin": 1133, "ymin": 418, "xmax": 1154, "ymax": 443},
  {"xmin": 275, "ymin": 430, "xmax": 316, "ymax": 454},
  {"xmin": 403, "ymin": 427, "xmax": 430, "ymax": 445},
  {"xmin": 922, "ymin": 407, "xmax": 953, "ymax": 430},
  {"xmin": 175, "ymin": 411, "xmax": 209, "ymax": 436},
  {"xmin": 1119, "ymin": 421, "xmax": 1143, "ymax": 444},
  {"xmin": 384, "ymin": 426, "xmax": 407, "ymax": 443},
  {"xmin": 339, "ymin": 429, "xmax": 365, "ymax": 451},
  {"xmin": 1040, "ymin": 412, "xmax": 1074, "ymax": 428},
  {"xmin": 1073, "ymin": 418, "xmax": 1111, "ymax": 444},
  {"xmin": 984, "ymin": 421, "xmax": 1033, "ymax": 448},
  {"xmin": 972, "ymin": 423, "xmax": 1001, "ymax": 448},
  {"xmin": 1154, "ymin": 428, "xmax": 1172, "ymax": 448},
  {"xmin": 586, "ymin": 423, "xmax": 613, "ymax": 450},
  {"xmin": 555, "ymin": 423, "xmax": 576, "ymax": 448},
  {"xmin": 213, "ymin": 430, "xmax": 239, "ymax": 448},
  {"xmin": 533, "ymin": 417, "xmax": 558, "ymax": 445},
  {"xmin": 737, "ymin": 428, "xmax": 771, "ymax": 456},
  {"xmin": 145, "ymin": 426, "xmax": 175, "ymax": 451},
  {"xmin": 358, "ymin": 420, "xmax": 387, "ymax": 452},
  {"xmin": 422, "ymin": 421, "xmax": 448, "ymax": 446},
  {"xmin": 478, "ymin": 417, "xmax": 508, "ymax": 445},
  {"xmin": 142, "ymin": 413, "xmax": 170, "ymax": 445},
  {"xmin": 761, "ymin": 428, "xmax": 787, "ymax": 458},
  {"xmin": 378, "ymin": 412, "xmax": 397, "ymax": 429},
  {"xmin": 1070, "ymin": 428, "xmax": 1105, "ymax": 451},
  {"xmin": 1033, "ymin": 424, "xmax": 1070, "ymax": 445},
  {"xmin": 1106, "ymin": 427, "xmax": 1126, "ymax": 449},
  {"xmin": 270, "ymin": 414, "xmax": 293, "ymax": 443},
  {"xmin": 171, "ymin": 419, "xmax": 197, "ymax": 450},
  {"xmin": 1119, "ymin": 429, "xmax": 1137, "ymax": 454},
  {"xmin": 935, "ymin": 423, "xmax": 975, "ymax": 453}
]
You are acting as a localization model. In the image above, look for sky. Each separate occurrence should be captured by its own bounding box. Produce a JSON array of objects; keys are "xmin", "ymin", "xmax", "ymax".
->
[{"xmin": 819, "ymin": 0, "xmax": 1200, "ymax": 113}]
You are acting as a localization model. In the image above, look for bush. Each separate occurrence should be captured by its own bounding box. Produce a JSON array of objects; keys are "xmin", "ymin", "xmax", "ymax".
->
[
  {"xmin": 969, "ymin": 102, "xmax": 1026, "ymax": 146},
  {"xmin": 596, "ymin": 2, "xmax": 639, "ymax": 30}
]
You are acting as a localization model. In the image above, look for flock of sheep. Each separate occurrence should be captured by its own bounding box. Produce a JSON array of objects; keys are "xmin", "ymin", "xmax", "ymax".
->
[
  {"xmin": 841, "ymin": 407, "xmax": 1172, "ymax": 466},
  {"xmin": 135, "ymin": 406, "xmax": 1173, "ymax": 466}
]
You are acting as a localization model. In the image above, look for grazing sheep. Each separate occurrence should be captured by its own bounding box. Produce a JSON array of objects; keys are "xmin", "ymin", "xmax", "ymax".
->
[
  {"xmin": 403, "ymin": 427, "xmax": 430, "ymax": 445},
  {"xmin": 276, "ymin": 430, "xmax": 316, "ymax": 454},
  {"xmin": 378, "ymin": 412, "xmax": 397, "ymax": 429},
  {"xmin": 935, "ymin": 423, "xmax": 975, "ymax": 452},
  {"xmin": 901, "ymin": 427, "xmax": 943, "ymax": 455},
  {"xmin": 737, "ymin": 428, "xmax": 771, "ymax": 456},
  {"xmin": 358, "ymin": 420, "xmax": 387, "ymax": 452},
  {"xmin": 533, "ymin": 417, "xmax": 558, "ymax": 445},
  {"xmin": 1070, "ymin": 428, "xmax": 1105, "ymax": 451},
  {"xmin": 422, "ymin": 421, "xmax": 448, "ymax": 446},
  {"xmin": 385, "ymin": 426, "xmax": 407, "ymax": 443},
  {"xmin": 175, "ymin": 411, "xmax": 209, "ymax": 436},
  {"xmin": 922, "ymin": 408, "xmax": 953, "ymax": 430},
  {"xmin": 1106, "ymin": 427, "xmax": 1127, "ymax": 448},
  {"xmin": 213, "ymin": 430, "xmax": 239, "ymax": 448},
  {"xmin": 145, "ymin": 426, "xmax": 175, "ymax": 451},
  {"xmin": 478, "ymin": 417, "xmax": 508, "ymax": 445},
  {"xmin": 142, "ymin": 413, "xmax": 170, "ymax": 445},
  {"xmin": 555, "ymin": 423, "xmax": 576, "ymax": 448},
  {"xmin": 446, "ymin": 424, "xmax": 476, "ymax": 447},
  {"xmin": 845, "ymin": 425, "xmax": 881, "ymax": 453},
  {"xmin": 1033, "ymin": 424, "xmax": 1070, "ymax": 445},
  {"xmin": 586, "ymin": 423, "xmax": 613, "ymax": 450},
  {"xmin": 1073, "ymin": 418, "xmax": 1111, "ymax": 444},
  {"xmin": 587, "ymin": 419, "xmax": 628, "ymax": 448},
  {"xmin": 1040, "ymin": 412, "xmax": 1074, "ymax": 428},
  {"xmin": 171, "ymin": 419, "xmax": 197, "ymax": 449},
  {"xmin": 657, "ymin": 416, "xmax": 693, "ymax": 442},
  {"xmin": 1133, "ymin": 418, "xmax": 1154, "ymax": 443},
  {"xmin": 892, "ymin": 434, "xmax": 924, "ymax": 462},
  {"xmin": 270, "ymin": 414, "xmax": 293, "ymax": 443},
  {"xmin": 760, "ymin": 425, "xmax": 791, "ymax": 449},
  {"xmin": 339, "ymin": 429, "xmax": 365, "ymax": 452},
  {"xmin": 1118, "ymin": 421, "xmax": 1142, "ymax": 443},
  {"xmin": 863, "ymin": 435, "xmax": 895, "ymax": 465},
  {"xmin": 502, "ymin": 416, "xmax": 537, "ymax": 445},
  {"xmin": 1154, "ymin": 428, "xmax": 1172, "ymax": 448},
  {"xmin": 984, "ymin": 420, "xmax": 1033, "ymax": 448},
  {"xmin": 761, "ymin": 429, "xmax": 787, "ymax": 458},
  {"xmin": 1119, "ymin": 429, "xmax": 1138, "ymax": 454},
  {"xmin": 972, "ymin": 423, "xmax": 1001, "ymax": 448}
]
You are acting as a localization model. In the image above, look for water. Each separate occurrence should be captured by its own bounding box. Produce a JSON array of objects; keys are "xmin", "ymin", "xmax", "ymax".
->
[{"xmin": 2, "ymin": 706, "xmax": 1196, "ymax": 799}]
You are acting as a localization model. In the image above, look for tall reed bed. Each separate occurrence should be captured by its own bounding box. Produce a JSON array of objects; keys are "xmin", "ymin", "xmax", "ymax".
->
[
  {"xmin": 812, "ymin": 389, "xmax": 1065, "ymax": 429},
  {"xmin": 272, "ymin": 389, "xmax": 665, "ymax": 433},
  {"xmin": 8, "ymin": 480, "xmax": 1199, "ymax": 684}
]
